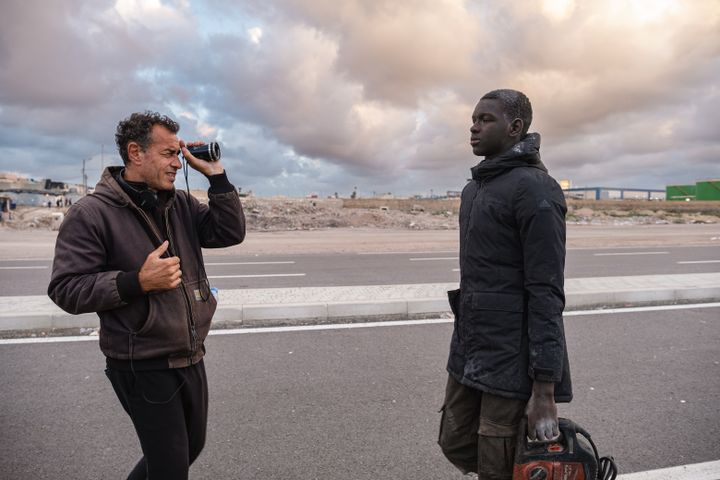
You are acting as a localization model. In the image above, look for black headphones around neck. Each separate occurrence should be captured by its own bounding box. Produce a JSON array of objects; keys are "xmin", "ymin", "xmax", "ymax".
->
[{"xmin": 116, "ymin": 169, "xmax": 159, "ymax": 210}]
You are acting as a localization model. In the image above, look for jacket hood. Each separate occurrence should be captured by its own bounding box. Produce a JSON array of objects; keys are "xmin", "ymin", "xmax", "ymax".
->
[
  {"xmin": 471, "ymin": 132, "xmax": 547, "ymax": 182},
  {"xmin": 92, "ymin": 166, "xmax": 175, "ymax": 208}
]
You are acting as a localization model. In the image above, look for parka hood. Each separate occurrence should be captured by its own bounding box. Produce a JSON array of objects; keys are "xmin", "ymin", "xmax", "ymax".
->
[{"xmin": 471, "ymin": 132, "xmax": 547, "ymax": 182}]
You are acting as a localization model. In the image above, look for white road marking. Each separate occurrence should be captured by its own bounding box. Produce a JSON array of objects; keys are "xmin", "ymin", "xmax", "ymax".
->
[
  {"xmin": 206, "ymin": 261, "xmax": 295, "ymax": 266},
  {"xmin": 564, "ymin": 302, "xmax": 720, "ymax": 316},
  {"xmin": 357, "ymin": 251, "xmax": 456, "ymax": 255},
  {"xmin": 409, "ymin": 257, "xmax": 457, "ymax": 261},
  {"xmin": 617, "ymin": 459, "xmax": 720, "ymax": 480},
  {"xmin": 0, "ymin": 266, "xmax": 48, "ymax": 270},
  {"xmin": 677, "ymin": 260, "xmax": 720, "ymax": 264},
  {"xmin": 0, "ymin": 335, "xmax": 98, "ymax": 344},
  {"xmin": 208, "ymin": 273, "xmax": 306, "ymax": 279},
  {"xmin": 593, "ymin": 251, "xmax": 669, "ymax": 256},
  {"xmin": 0, "ymin": 258, "xmax": 53, "ymax": 262},
  {"xmin": 212, "ymin": 318, "xmax": 451, "ymax": 335},
  {"xmin": 2, "ymin": 302, "xmax": 718, "ymax": 345}
]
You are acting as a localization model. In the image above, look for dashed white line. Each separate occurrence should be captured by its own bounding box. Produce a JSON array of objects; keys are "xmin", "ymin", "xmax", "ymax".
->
[
  {"xmin": 206, "ymin": 261, "xmax": 295, "ymax": 266},
  {"xmin": 357, "ymin": 251, "xmax": 456, "ymax": 255},
  {"xmin": 677, "ymin": 260, "xmax": 720, "ymax": 264},
  {"xmin": 593, "ymin": 251, "xmax": 669, "ymax": 256},
  {"xmin": 409, "ymin": 257, "xmax": 457, "ymax": 261},
  {"xmin": 208, "ymin": 273, "xmax": 306, "ymax": 279},
  {"xmin": 0, "ymin": 258, "xmax": 53, "ymax": 262},
  {"xmin": 0, "ymin": 266, "xmax": 48, "ymax": 270},
  {"xmin": 0, "ymin": 336, "xmax": 98, "ymax": 344}
]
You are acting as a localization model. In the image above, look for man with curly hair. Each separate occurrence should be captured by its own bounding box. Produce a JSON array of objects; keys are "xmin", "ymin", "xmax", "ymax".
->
[
  {"xmin": 439, "ymin": 90, "xmax": 572, "ymax": 479},
  {"xmin": 48, "ymin": 111, "xmax": 246, "ymax": 479}
]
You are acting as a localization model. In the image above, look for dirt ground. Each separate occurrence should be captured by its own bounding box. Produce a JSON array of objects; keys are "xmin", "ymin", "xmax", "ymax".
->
[
  {"xmin": 3, "ymin": 198, "xmax": 719, "ymax": 233},
  {"xmin": 0, "ymin": 223, "xmax": 718, "ymax": 260},
  {"xmin": 1, "ymin": 197, "xmax": 718, "ymax": 259}
]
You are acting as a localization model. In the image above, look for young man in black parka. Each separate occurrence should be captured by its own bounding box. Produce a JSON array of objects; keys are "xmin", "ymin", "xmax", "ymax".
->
[{"xmin": 439, "ymin": 89, "xmax": 572, "ymax": 479}]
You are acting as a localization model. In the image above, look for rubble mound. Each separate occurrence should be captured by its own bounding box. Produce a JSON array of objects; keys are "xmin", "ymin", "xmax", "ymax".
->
[
  {"xmin": 2, "ymin": 197, "xmax": 718, "ymax": 231},
  {"xmin": 241, "ymin": 197, "xmax": 456, "ymax": 231}
]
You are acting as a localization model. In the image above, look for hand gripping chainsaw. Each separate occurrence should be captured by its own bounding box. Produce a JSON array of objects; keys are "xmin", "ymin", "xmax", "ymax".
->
[{"xmin": 512, "ymin": 418, "xmax": 618, "ymax": 480}]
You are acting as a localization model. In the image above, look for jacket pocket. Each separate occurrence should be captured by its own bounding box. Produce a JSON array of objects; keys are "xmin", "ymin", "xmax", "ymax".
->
[
  {"xmin": 471, "ymin": 292, "xmax": 524, "ymax": 312},
  {"xmin": 132, "ymin": 287, "xmax": 189, "ymax": 358},
  {"xmin": 187, "ymin": 279, "xmax": 217, "ymax": 341},
  {"xmin": 462, "ymin": 292, "xmax": 525, "ymax": 384}
]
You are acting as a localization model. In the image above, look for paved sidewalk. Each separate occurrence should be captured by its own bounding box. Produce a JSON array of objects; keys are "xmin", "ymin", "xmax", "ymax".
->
[{"xmin": 1, "ymin": 272, "xmax": 719, "ymax": 332}]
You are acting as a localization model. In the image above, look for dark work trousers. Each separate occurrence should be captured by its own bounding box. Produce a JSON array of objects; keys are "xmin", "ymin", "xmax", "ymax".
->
[
  {"xmin": 105, "ymin": 360, "xmax": 208, "ymax": 480},
  {"xmin": 438, "ymin": 374, "xmax": 526, "ymax": 480}
]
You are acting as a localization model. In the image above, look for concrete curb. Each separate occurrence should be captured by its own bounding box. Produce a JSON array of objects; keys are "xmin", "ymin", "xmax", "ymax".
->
[
  {"xmin": 1, "ymin": 282, "xmax": 719, "ymax": 332},
  {"xmin": 565, "ymin": 286, "xmax": 720, "ymax": 309}
]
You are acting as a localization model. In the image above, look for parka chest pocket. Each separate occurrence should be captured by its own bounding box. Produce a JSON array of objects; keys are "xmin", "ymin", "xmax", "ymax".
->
[{"xmin": 469, "ymin": 191, "xmax": 512, "ymax": 230}]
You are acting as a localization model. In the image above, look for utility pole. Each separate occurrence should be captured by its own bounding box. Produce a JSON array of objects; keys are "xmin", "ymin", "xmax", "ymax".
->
[
  {"xmin": 101, "ymin": 144, "xmax": 104, "ymax": 173},
  {"xmin": 82, "ymin": 158, "xmax": 88, "ymax": 195}
]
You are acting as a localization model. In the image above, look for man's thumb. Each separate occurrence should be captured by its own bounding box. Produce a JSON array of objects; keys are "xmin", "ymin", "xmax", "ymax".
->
[{"xmin": 153, "ymin": 240, "xmax": 169, "ymax": 257}]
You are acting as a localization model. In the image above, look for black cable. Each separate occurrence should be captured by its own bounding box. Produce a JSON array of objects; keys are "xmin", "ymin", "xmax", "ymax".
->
[
  {"xmin": 575, "ymin": 424, "xmax": 618, "ymax": 480},
  {"xmin": 181, "ymin": 154, "xmax": 211, "ymax": 303},
  {"xmin": 183, "ymin": 153, "xmax": 191, "ymax": 196},
  {"xmin": 598, "ymin": 456, "xmax": 618, "ymax": 480}
]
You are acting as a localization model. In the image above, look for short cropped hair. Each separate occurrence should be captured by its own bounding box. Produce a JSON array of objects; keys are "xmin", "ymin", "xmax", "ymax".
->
[
  {"xmin": 115, "ymin": 111, "xmax": 180, "ymax": 164},
  {"xmin": 481, "ymin": 89, "xmax": 532, "ymax": 135}
]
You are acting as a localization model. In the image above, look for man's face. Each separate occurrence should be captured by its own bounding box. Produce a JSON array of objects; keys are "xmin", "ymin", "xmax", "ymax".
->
[
  {"xmin": 469, "ymin": 99, "xmax": 512, "ymax": 157},
  {"xmin": 135, "ymin": 125, "xmax": 182, "ymax": 190}
]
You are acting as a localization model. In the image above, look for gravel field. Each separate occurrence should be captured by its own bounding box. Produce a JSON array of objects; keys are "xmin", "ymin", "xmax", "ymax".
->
[
  {"xmin": 1, "ymin": 197, "xmax": 718, "ymax": 259},
  {"xmin": 1, "ymin": 223, "xmax": 719, "ymax": 260}
]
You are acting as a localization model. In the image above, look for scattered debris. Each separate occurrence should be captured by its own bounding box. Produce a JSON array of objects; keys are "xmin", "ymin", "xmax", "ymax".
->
[{"xmin": 2, "ymin": 198, "xmax": 718, "ymax": 232}]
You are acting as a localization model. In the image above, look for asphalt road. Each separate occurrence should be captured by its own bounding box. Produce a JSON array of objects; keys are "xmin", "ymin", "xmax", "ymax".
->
[
  {"xmin": 1, "ymin": 304, "xmax": 718, "ymax": 479},
  {"xmin": 1, "ymin": 245, "xmax": 719, "ymax": 295}
]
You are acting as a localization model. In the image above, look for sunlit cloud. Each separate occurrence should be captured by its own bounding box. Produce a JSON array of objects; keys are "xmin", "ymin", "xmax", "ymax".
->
[
  {"xmin": 0, "ymin": 0, "xmax": 718, "ymax": 196},
  {"xmin": 540, "ymin": 0, "xmax": 575, "ymax": 22},
  {"xmin": 248, "ymin": 27, "xmax": 263, "ymax": 44}
]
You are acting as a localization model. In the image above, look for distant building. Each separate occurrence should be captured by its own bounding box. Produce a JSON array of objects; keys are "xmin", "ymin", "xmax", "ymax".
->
[
  {"xmin": 563, "ymin": 187, "xmax": 665, "ymax": 201},
  {"xmin": 0, "ymin": 172, "xmax": 84, "ymax": 206},
  {"xmin": 372, "ymin": 192, "xmax": 394, "ymax": 199},
  {"xmin": 446, "ymin": 191, "xmax": 462, "ymax": 198},
  {"xmin": 667, "ymin": 180, "xmax": 720, "ymax": 201}
]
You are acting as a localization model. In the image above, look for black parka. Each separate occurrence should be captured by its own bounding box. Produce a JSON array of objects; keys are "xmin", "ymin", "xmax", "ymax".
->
[{"xmin": 447, "ymin": 133, "xmax": 572, "ymax": 402}]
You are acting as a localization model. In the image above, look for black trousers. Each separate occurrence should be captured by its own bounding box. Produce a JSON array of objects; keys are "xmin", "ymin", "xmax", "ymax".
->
[{"xmin": 106, "ymin": 360, "xmax": 208, "ymax": 480}]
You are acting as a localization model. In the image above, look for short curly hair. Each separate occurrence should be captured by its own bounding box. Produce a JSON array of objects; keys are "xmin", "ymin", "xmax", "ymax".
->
[
  {"xmin": 115, "ymin": 111, "xmax": 180, "ymax": 164},
  {"xmin": 481, "ymin": 89, "xmax": 533, "ymax": 135}
]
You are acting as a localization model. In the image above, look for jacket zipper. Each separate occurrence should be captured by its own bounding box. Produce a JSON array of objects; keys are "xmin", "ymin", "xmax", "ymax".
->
[
  {"xmin": 165, "ymin": 206, "xmax": 198, "ymax": 361},
  {"xmin": 461, "ymin": 180, "xmax": 485, "ymax": 268},
  {"xmin": 135, "ymin": 207, "xmax": 164, "ymax": 247},
  {"xmin": 458, "ymin": 180, "xmax": 485, "ymax": 343}
]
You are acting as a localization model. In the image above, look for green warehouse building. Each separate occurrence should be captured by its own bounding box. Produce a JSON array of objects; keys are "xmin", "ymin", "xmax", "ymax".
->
[{"xmin": 666, "ymin": 180, "xmax": 720, "ymax": 201}]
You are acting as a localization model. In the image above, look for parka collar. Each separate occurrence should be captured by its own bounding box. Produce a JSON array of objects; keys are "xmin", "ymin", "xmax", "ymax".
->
[
  {"xmin": 92, "ymin": 166, "xmax": 176, "ymax": 209},
  {"xmin": 471, "ymin": 132, "xmax": 547, "ymax": 182}
]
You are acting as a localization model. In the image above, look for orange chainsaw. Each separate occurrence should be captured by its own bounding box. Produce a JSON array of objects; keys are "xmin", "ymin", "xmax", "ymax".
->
[{"xmin": 512, "ymin": 418, "xmax": 618, "ymax": 480}]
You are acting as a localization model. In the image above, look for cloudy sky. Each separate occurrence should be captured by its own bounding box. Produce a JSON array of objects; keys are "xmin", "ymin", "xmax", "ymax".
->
[{"xmin": 1, "ymin": 0, "xmax": 718, "ymax": 197}]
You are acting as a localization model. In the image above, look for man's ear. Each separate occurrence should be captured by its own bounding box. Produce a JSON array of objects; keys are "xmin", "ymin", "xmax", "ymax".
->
[
  {"xmin": 508, "ymin": 118, "xmax": 524, "ymax": 138},
  {"xmin": 127, "ymin": 142, "xmax": 142, "ymax": 166}
]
